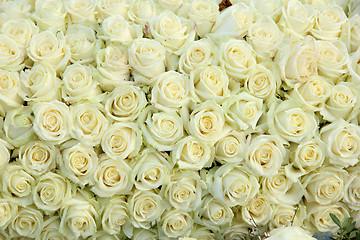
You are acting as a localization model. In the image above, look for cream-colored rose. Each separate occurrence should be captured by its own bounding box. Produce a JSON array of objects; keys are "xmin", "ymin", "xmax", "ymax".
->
[
  {"xmin": 288, "ymin": 75, "xmax": 331, "ymax": 111},
  {"xmin": 0, "ymin": 198, "xmax": 17, "ymax": 230},
  {"xmin": 157, "ymin": 0, "xmax": 183, "ymax": 10},
  {"xmin": 128, "ymin": 0, "xmax": 157, "ymax": 25},
  {"xmin": 179, "ymin": 38, "xmax": 218, "ymax": 75},
  {"xmin": 36, "ymin": 216, "xmax": 66, "ymax": 240},
  {"xmin": 321, "ymin": 82, "xmax": 358, "ymax": 122},
  {"xmin": 151, "ymin": 71, "xmax": 190, "ymax": 111},
  {"xmin": 160, "ymin": 210, "xmax": 193, "ymax": 239},
  {"xmin": 306, "ymin": 202, "xmax": 350, "ymax": 233},
  {"xmin": 128, "ymin": 38, "xmax": 166, "ymax": 83},
  {"xmin": 244, "ymin": 61, "xmax": 280, "ymax": 101},
  {"xmin": 0, "ymin": 70, "xmax": 23, "ymax": 116},
  {"xmin": 251, "ymin": 0, "xmax": 282, "ymax": 21},
  {"xmin": 0, "ymin": 0, "xmax": 31, "ymax": 23},
  {"xmin": 188, "ymin": 0, "xmax": 219, "ymax": 37},
  {"xmin": 1, "ymin": 18, "xmax": 38, "ymax": 49},
  {"xmin": 222, "ymin": 221, "xmax": 249, "ymax": 240},
  {"xmin": 97, "ymin": 0, "xmax": 129, "ymax": 21},
  {"xmin": 33, "ymin": 172, "xmax": 72, "ymax": 214},
  {"xmin": 70, "ymin": 103, "xmax": 109, "ymax": 146},
  {"xmin": 173, "ymin": 135, "xmax": 213, "ymax": 170},
  {"xmin": 132, "ymin": 228, "xmax": 157, "ymax": 240},
  {"xmin": 343, "ymin": 166, "xmax": 360, "ymax": 210},
  {"xmin": 91, "ymin": 155, "xmax": 132, "ymax": 197},
  {"xmin": 207, "ymin": 164, "xmax": 260, "ymax": 207},
  {"xmin": 267, "ymin": 100, "xmax": 317, "ymax": 143},
  {"xmin": 65, "ymin": 24, "xmax": 97, "ymax": 64},
  {"xmin": 239, "ymin": 194, "xmax": 273, "ymax": 226},
  {"xmin": 17, "ymin": 140, "xmax": 57, "ymax": 177},
  {"xmin": 32, "ymin": 100, "xmax": 71, "ymax": 145},
  {"xmin": 96, "ymin": 44, "xmax": 131, "ymax": 91},
  {"xmin": 3, "ymin": 106, "xmax": 35, "ymax": 147},
  {"xmin": 348, "ymin": 48, "xmax": 360, "ymax": 83},
  {"xmin": 190, "ymin": 66, "xmax": 230, "ymax": 103},
  {"xmin": 276, "ymin": 36, "xmax": 318, "ymax": 88},
  {"xmin": 348, "ymin": 14, "xmax": 360, "ymax": 52},
  {"xmin": 33, "ymin": 0, "xmax": 66, "ymax": 31},
  {"xmin": 215, "ymin": 130, "xmax": 245, "ymax": 165},
  {"xmin": 219, "ymin": 39, "xmax": 256, "ymax": 80},
  {"xmin": 101, "ymin": 196, "xmax": 129, "ymax": 234},
  {"xmin": 2, "ymin": 163, "xmax": 35, "ymax": 207},
  {"xmin": 270, "ymin": 204, "xmax": 306, "ymax": 229},
  {"xmin": 19, "ymin": 62, "xmax": 61, "ymax": 102},
  {"xmin": 132, "ymin": 148, "xmax": 171, "ymax": 190},
  {"xmin": 59, "ymin": 191, "xmax": 99, "ymax": 238},
  {"xmin": 262, "ymin": 167, "xmax": 305, "ymax": 205},
  {"xmin": 101, "ymin": 15, "xmax": 142, "ymax": 44},
  {"xmin": 0, "ymin": 138, "xmax": 12, "ymax": 172},
  {"xmin": 245, "ymin": 135, "xmax": 287, "ymax": 177},
  {"xmin": 267, "ymin": 226, "xmax": 316, "ymax": 240},
  {"xmin": 64, "ymin": 0, "xmax": 97, "ymax": 24},
  {"xmin": 188, "ymin": 224, "xmax": 216, "ymax": 240},
  {"xmin": 62, "ymin": 63, "xmax": 103, "ymax": 103},
  {"xmin": 104, "ymin": 84, "xmax": 147, "ymax": 122},
  {"xmin": 303, "ymin": 166, "xmax": 347, "ymax": 205},
  {"xmin": 128, "ymin": 189, "xmax": 164, "ymax": 229},
  {"xmin": 0, "ymin": 35, "xmax": 24, "ymax": 72},
  {"xmin": 139, "ymin": 106, "xmax": 184, "ymax": 151},
  {"xmin": 223, "ymin": 92, "xmax": 263, "ymax": 131},
  {"xmin": 59, "ymin": 141, "xmax": 98, "ymax": 186},
  {"xmin": 101, "ymin": 122, "xmax": 142, "ymax": 160},
  {"xmin": 27, "ymin": 31, "xmax": 71, "ymax": 72},
  {"xmin": 320, "ymin": 119, "xmax": 360, "ymax": 167},
  {"xmin": 149, "ymin": 10, "xmax": 195, "ymax": 53},
  {"xmin": 248, "ymin": 16, "xmax": 283, "ymax": 59},
  {"xmin": 311, "ymin": 5, "xmax": 348, "ymax": 41},
  {"xmin": 9, "ymin": 206, "xmax": 44, "ymax": 238}
]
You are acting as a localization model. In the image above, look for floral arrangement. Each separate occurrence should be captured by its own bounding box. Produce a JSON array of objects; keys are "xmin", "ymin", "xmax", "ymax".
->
[{"xmin": 0, "ymin": 0, "xmax": 360, "ymax": 239}]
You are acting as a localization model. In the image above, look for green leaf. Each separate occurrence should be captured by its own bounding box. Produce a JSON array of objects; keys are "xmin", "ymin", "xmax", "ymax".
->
[
  {"xmin": 349, "ymin": 231, "xmax": 356, "ymax": 239},
  {"xmin": 330, "ymin": 213, "xmax": 341, "ymax": 228},
  {"xmin": 342, "ymin": 217, "xmax": 354, "ymax": 228},
  {"xmin": 343, "ymin": 222, "xmax": 356, "ymax": 235}
]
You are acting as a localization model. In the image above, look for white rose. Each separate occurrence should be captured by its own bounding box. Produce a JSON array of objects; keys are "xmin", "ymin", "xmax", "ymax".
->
[
  {"xmin": 149, "ymin": 10, "xmax": 195, "ymax": 54},
  {"xmin": 33, "ymin": 172, "xmax": 72, "ymax": 214},
  {"xmin": 190, "ymin": 66, "xmax": 230, "ymax": 103},
  {"xmin": 64, "ymin": 0, "xmax": 97, "ymax": 24},
  {"xmin": 179, "ymin": 38, "xmax": 218, "ymax": 75},
  {"xmin": 97, "ymin": 0, "xmax": 128, "ymax": 20},
  {"xmin": 348, "ymin": 48, "xmax": 360, "ymax": 83},
  {"xmin": 36, "ymin": 216, "xmax": 66, "ymax": 240},
  {"xmin": 222, "ymin": 221, "xmax": 249, "ymax": 240},
  {"xmin": 95, "ymin": 44, "xmax": 130, "ymax": 91},
  {"xmin": 206, "ymin": 164, "xmax": 260, "ymax": 207},
  {"xmin": 17, "ymin": 140, "xmax": 57, "ymax": 177},
  {"xmin": 161, "ymin": 170, "xmax": 205, "ymax": 211},
  {"xmin": 91, "ymin": 155, "xmax": 132, "ymax": 197},
  {"xmin": 188, "ymin": 0, "xmax": 219, "ymax": 37},
  {"xmin": 101, "ymin": 122, "xmax": 142, "ymax": 160},
  {"xmin": 160, "ymin": 210, "xmax": 193, "ymax": 239},
  {"xmin": 128, "ymin": 0, "xmax": 157, "ymax": 25},
  {"xmin": 157, "ymin": 0, "xmax": 183, "ymax": 10},
  {"xmin": 19, "ymin": 62, "xmax": 61, "ymax": 102},
  {"xmin": 173, "ymin": 135, "xmax": 213, "ymax": 170},
  {"xmin": 59, "ymin": 191, "xmax": 99, "ymax": 238},
  {"xmin": 59, "ymin": 142, "xmax": 98, "ymax": 187},
  {"xmin": 128, "ymin": 38, "xmax": 166, "ymax": 83},
  {"xmin": 251, "ymin": 0, "xmax": 282, "ymax": 20},
  {"xmin": 348, "ymin": 14, "xmax": 360, "ymax": 52},
  {"xmin": 132, "ymin": 148, "xmax": 172, "ymax": 190},
  {"xmin": 244, "ymin": 61, "xmax": 280, "ymax": 101},
  {"xmin": 27, "ymin": 31, "xmax": 71, "ymax": 73},
  {"xmin": 239, "ymin": 194, "xmax": 273, "ymax": 226},
  {"xmin": 262, "ymin": 167, "xmax": 305, "ymax": 205},
  {"xmin": 248, "ymin": 16, "xmax": 283, "ymax": 59},
  {"xmin": 288, "ymin": 75, "xmax": 332, "ymax": 111},
  {"xmin": 219, "ymin": 39, "xmax": 256, "ymax": 80},
  {"xmin": 132, "ymin": 228, "xmax": 157, "ymax": 240},
  {"xmin": 0, "ymin": 35, "xmax": 24, "ymax": 71},
  {"xmin": 245, "ymin": 135, "xmax": 287, "ymax": 177},
  {"xmin": 215, "ymin": 130, "xmax": 245, "ymax": 165},
  {"xmin": 270, "ymin": 204, "xmax": 306, "ymax": 229},
  {"xmin": 101, "ymin": 196, "xmax": 129, "ymax": 234},
  {"xmin": 267, "ymin": 226, "xmax": 316, "ymax": 240},
  {"xmin": 65, "ymin": 24, "xmax": 97, "ymax": 64},
  {"xmin": 0, "ymin": 138, "xmax": 12, "ymax": 172},
  {"xmin": 128, "ymin": 189, "xmax": 164, "ymax": 229},
  {"xmin": 321, "ymin": 82, "xmax": 358, "ymax": 122},
  {"xmin": 303, "ymin": 166, "xmax": 347, "ymax": 205},
  {"xmin": 343, "ymin": 166, "xmax": 360, "ymax": 210},
  {"xmin": 320, "ymin": 119, "xmax": 360, "ymax": 167},
  {"xmin": 1, "ymin": 163, "xmax": 35, "ymax": 207},
  {"xmin": 223, "ymin": 92, "xmax": 263, "ymax": 131},
  {"xmin": 0, "ymin": 70, "xmax": 23, "ymax": 116},
  {"xmin": 101, "ymin": 15, "xmax": 142, "ymax": 44},
  {"xmin": 267, "ymin": 100, "xmax": 317, "ymax": 143},
  {"xmin": 61, "ymin": 63, "xmax": 103, "ymax": 103},
  {"xmin": 9, "ymin": 206, "xmax": 44, "ymax": 238},
  {"xmin": 104, "ymin": 84, "xmax": 147, "ymax": 122},
  {"xmin": 0, "ymin": 0, "xmax": 31, "ymax": 23},
  {"xmin": 151, "ymin": 71, "xmax": 190, "ymax": 111},
  {"xmin": 33, "ymin": 0, "xmax": 66, "ymax": 31},
  {"xmin": 70, "ymin": 102, "xmax": 109, "ymax": 146},
  {"xmin": 1, "ymin": 18, "xmax": 38, "ymax": 49},
  {"xmin": 188, "ymin": 224, "xmax": 216, "ymax": 240},
  {"xmin": 32, "ymin": 100, "xmax": 71, "ymax": 145},
  {"xmin": 311, "ymin": 5, "xmax": 348, "ymax": 41},
  {"xmin": 0, "ymin": 198, "xmax": 17, "ymax": 230}
]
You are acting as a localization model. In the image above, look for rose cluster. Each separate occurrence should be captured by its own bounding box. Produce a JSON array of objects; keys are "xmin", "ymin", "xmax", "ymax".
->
[{"xmin": 0, "ymin": 0, "xmax": 360, "ymax": 239}]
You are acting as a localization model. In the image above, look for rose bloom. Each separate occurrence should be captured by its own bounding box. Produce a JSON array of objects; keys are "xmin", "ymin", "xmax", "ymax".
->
[
  {"xmin": 0, "ymin": 69, "xmax": 23, "ymax": 115},
  {"xmin": 270, "ymin": 204, "xmax": 306, "ymax": 229},
  {"xmin": 33, "ymin": 0, "xmax": 66, "ymax": 31},
  {"xmin": 215, "ymin": 130, "xmax": 245, "ymax": 165},
  {"xmin": 343, "ymin": 166, "xmax": 360, "ymax": 210},
  {"xmin": 0, "ymin": 138, "xmax": 12, "ymax": 172},
  {"xmin": 160, "ymin": 210, "xmax": 193, "ymax": 239},
  {"xmin": 37, "ymin": 216, "xmax": 66, "ymax": 240},
  {"xmin": 267, "ymin": 226, "xmax": 316, "ymax": 240},
  {"xmin": 0, "ymin": 34, "xmax": 25, "ymax": 71},
  {"xmin": 64, "ymin": 0, "xmax": 97, "ymax": 24},
  {"xmin": 1, "ymin": 18, "xmax": 38, "ymax": 49},
  {"xmin": 101, "ymin": 196, "xmax": 129, "ymax": 235},
  {"xmin": 239, "ymin": 194, "xmax": 273, "ymax": 226},
  {"xmin": 128, "ymin": 0, "xmax": 157, "ymax": 25},
  {"xmin": 101, "ymin": 15, "xmax": 142, "ymax": 44},
  {"xmin": 188, "ymin": 0, "xmax": 219, "ymax": 37},
  {"xmin": 97, "ymin": 0, "xmax": 128, "ymax": 20},
  {"xmin": 0, "ymin": 198, "xmax": 17, "ymax": 231},
  {"xmin": 9, "ymin": 205, "xmax": 44, "ymax": 238}
]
